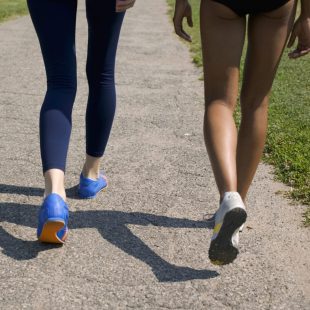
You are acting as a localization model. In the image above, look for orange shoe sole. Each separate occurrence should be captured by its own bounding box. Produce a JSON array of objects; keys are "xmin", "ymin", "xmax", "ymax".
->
[{"xmin": 38, "ymin": 220, "xmax": 68, "ymax": 244}]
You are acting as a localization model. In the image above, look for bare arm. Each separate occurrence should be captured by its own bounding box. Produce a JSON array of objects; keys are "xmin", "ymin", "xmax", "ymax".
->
[{"xmin": 287, "ymin": 0, "xmax": 310, "ymax": 59}]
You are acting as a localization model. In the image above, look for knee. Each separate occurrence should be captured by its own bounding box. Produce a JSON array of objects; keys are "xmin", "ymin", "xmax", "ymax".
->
[
  {"xmin": 46, "ymin": 62, "xmax": 77, "ymax": 94},
  {"xmin": 86, "ymin": 66, "xmax": 115, "ymax": 87},
  {"xmin": 240, "ymin": 94, "xmax": 269, "ymax": 117},
  {"xmin": 204, "ymin": 79, "xmax": 239, "ymax": 112},
  {"xmin": 205, "ymin": 94, "xmax": 237, "ymax": 112},
  {"xmin": 47, "ymin": 74, "xmax": 77, "ymax": 93},
  {"xmin": 45, "ymin": 73, "xmax": 77, "ymax": 114}
]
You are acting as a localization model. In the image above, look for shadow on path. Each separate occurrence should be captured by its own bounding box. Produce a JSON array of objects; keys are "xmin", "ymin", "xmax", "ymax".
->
[
  {"xmin": 0, "ymin": 183, "xmax": 77, "ymax": 199},
  {"xmin": 0, "ymin": 185, "xmax": 218, "ymax": 282}
]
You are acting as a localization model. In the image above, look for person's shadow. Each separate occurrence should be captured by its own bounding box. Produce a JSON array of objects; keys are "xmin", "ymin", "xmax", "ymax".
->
[{"xmin": 0, "ymin": 184, "xmax": 218, "ymax": 282}]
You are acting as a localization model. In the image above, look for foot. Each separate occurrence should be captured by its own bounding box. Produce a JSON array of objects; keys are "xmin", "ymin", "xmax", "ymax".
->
[
  {"xmin": 78, "ymin": 172, "xmax": 107, "ymax": 199},
  {"xmin": 205, "ymin": 211, "xmax": 245, "ymax": 232},
  {"xmin": 37, "ymin": 193, "xmax": 69, "ymax": 244},
  {"xmin": 209, "ymin": 192, "xmax": 247, "ymax": 265}
]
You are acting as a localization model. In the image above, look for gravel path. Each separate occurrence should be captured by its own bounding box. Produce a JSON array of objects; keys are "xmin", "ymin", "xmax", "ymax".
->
[{"xmin": 0, "ymin": 1, "xmax": 309, "ymax": 309}]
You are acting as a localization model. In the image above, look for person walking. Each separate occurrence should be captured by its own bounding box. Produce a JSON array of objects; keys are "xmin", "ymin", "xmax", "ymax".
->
[
  {"xmin": 27, "ymin": 0, "xmax": 135, "ymax": 244},
  {"xmin": 173, "ymin": 0, "xmax": 310, "ymax": 265}
]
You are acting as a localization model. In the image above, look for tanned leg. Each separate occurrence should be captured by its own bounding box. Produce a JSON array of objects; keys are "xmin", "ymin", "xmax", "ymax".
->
[
  {"xmin": 237, "ymin": 1, "xmax": 297, "ymax": 201},
  {"xmin": 200, "ymin": 0, "xmax": 246, "ymax": 199}
]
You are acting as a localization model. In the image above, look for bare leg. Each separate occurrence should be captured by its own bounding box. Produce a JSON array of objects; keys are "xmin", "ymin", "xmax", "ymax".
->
[
  {"xmin": 44, "ymin": 169, "xmax": 66, "ymax": 200},
  {"xmin": 237, "ymin": 1, "xmax": 297, "ymax": 200},
  {"xmin": 200, "ymin": 0, "xmax": 246, "ymax": 199},
  {"xmin": 82, "ymin": 155, "xmax": 102, "ymax": 180}
]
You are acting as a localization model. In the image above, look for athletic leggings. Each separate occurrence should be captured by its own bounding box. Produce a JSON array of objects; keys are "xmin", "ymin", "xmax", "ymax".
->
[{"xmin": 27, "ymin": 0, "xmax": 125, "ymax": 173}]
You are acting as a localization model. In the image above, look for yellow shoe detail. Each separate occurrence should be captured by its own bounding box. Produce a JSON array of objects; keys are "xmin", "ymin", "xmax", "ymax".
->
[
  {"xmin": 210, "ymin": 260, "xmax": 225, "ymax": 266},
  {"xmin": 213, "ymin": 223, "xmax": 222, "ymax": 234}
]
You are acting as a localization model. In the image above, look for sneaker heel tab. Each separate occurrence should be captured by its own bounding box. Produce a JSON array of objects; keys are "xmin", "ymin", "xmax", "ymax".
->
[{"xmin": 223, "ymin": 192, "xmax": 241, "ymax": 200}]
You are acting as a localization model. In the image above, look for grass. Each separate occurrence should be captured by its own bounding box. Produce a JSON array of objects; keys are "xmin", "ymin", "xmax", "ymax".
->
[
  {"xmin": 0, "ymin": 0, "xmax": 28, "ymax": 23},
  {"xmin": 1, "ymin": 0, "xmax": 309, "ymax": 226},
  {"xmin": 167, "ymin": 0, "xmax": 310, "ymax": 226}
]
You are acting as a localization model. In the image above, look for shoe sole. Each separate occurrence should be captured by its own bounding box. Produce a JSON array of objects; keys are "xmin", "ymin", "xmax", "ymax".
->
[
  {"xmin": 78, "ymin": 184, "xmax": 108, "ymax": 199},
  {"xmin": 38, "ymin": 219, "xmax": 67, "ymax": 244},
  {"xmin": 209, "ymin": 208, "xmax": 247, "ymax": 265}
]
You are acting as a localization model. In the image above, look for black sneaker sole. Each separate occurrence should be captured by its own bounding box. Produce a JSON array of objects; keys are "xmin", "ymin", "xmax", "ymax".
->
[{"xmin": 209, "ymin": 208, "xmax": 247, "ymax": 265}]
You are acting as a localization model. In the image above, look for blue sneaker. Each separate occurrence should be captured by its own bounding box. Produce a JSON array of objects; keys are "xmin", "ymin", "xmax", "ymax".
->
[
  {"xmin": 78, "ymin": 172, "xmax": 107, "ymax": 199},
  {"xmin": 37, "ymin": 193, "xmax": 69, "ymax": 244}
]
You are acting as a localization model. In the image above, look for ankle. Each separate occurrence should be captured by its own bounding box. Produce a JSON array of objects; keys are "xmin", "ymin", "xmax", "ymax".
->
[
  {"xmin": 82, "ymin": 164, "xmax": 99, "ymax": 180},
  {"xmin": 44, "ymin": 169, "xmax": 66, "ymax": 201},
  {"xmin": 82, "ymin": 154, "xmax": 102, "ymax": 180},
  {"xmin": 44, "ymin": 189, "xmax": 66, "ymax": 201},
  {"xmin": 220, "ymin": 191, "xmax": 245, "ymax": 204},
  {"xmin": 220, "ymin": 190, "xmax": 238, "ymax": 202}
]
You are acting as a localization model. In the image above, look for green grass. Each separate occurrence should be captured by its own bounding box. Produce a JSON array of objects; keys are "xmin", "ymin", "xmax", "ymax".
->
[
  {"xmin": 0, "ymin": 0, "xmax": 28, "ymax": 22},
  {"xmin": 167, "ymin": 0, "xmax": 310, "ymax": 226}
]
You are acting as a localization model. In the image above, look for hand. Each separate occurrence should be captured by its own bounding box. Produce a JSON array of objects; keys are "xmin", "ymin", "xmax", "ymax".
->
[
  {"xmin": 173, "ymin": 0, "xmax": 193, "ymax": 42},
  {"xmin": 116, "ymin": 0, "xmax": 136, "ymax": 13},
  {"xmin": 287, "ymin": 16, "xmax": 310, "ymax": 59}
]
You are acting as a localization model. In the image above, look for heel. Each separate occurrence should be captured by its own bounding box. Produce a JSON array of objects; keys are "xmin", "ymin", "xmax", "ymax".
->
[
  {"xmin": 37, "ymin": 193, "xmax": 69, "ymax": 244},
  {"xmin": 38, "ymin": 219, "xmax": 67, "ymax": 244},
  {"xmin": 209, "ymin": 208, "xmax": 247, "ymax": 265},
  {"xmin": 226, "ymin": 208, "xmax": 247, "ymax": 229}
]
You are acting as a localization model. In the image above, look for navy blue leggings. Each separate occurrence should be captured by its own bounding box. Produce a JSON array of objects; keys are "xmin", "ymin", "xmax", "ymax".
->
[{"xmin": 27, "ymin": 0, "xmax": 125, "ymax": 173}]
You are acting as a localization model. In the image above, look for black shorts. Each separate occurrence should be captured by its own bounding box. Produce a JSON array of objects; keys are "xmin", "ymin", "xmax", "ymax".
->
[{"xmin": 212, "ymin": 0, "xmax": 291, "ymax": 16}]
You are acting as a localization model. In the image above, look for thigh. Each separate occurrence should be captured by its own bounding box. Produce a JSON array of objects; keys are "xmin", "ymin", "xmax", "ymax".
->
[
  {"xmin": 241, "ymin": 0, "xmax": 297, "ymax": 106},
  {"xmin": 27, "ymin": 0, "xmax": 77, "ymax": 79},
  {"xmin": 200, "ymin": 0, "xmax": 246, "ymax": 107},
  {"xmin": 86, "ymin": 0, "xmax": 125, "ymax": 75}
]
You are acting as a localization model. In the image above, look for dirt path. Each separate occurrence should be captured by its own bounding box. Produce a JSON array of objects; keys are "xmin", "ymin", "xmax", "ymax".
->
[{"xmin": 0, "ymin": 1, "xmax": 309, "ymax": 309}]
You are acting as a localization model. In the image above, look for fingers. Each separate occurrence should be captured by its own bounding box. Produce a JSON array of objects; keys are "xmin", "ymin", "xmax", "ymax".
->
[
  {"xmin": 288, "ymin": 47, "xmax": 310, "ymax": 59},
  {"xmin": 287, "ymin": 19, "xmax": 310, "ymax": 59},
  {"xmin": 173, "ymin": 14, "xmax": 192, "ymax": 41},
  {"xmin": 174, "ymin": 20, "xmax": 192, "ymax": 42},
  {"xmin": 116, "ymin": 0, "xmax": 135, "ymax": 12},
  {"xmin": 187, "ymin": 15, "xmax": 193, "ymax": 28},
  {"xmin": 178, "ymin": 29, "xmax": 192, "ymax": 42},
  {"xmin": 116, "ymin": 3, "xmax": 135, "ymax": 12},
  {"xmin": 187, "ymin": 6, "xmax": 193, "ymax": 27}
]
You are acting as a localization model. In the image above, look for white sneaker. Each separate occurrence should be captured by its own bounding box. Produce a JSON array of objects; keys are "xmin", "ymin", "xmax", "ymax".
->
[
  {"xmin": 205, "ymin": 212, "xmax": 244, "ymax": 232},
  {"xmin": 209, "ymin": 192, "xmax": 247, "ymax": 265}
]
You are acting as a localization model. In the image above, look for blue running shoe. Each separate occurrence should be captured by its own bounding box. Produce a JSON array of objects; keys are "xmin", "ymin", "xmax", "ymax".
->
[
  {"xmin": 37, "ymin": 193, "xmax": 69, "ymax": 244},
  {"xmin": 78, "ymin": 172, "xmax": 107, "ymax": 199}
]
